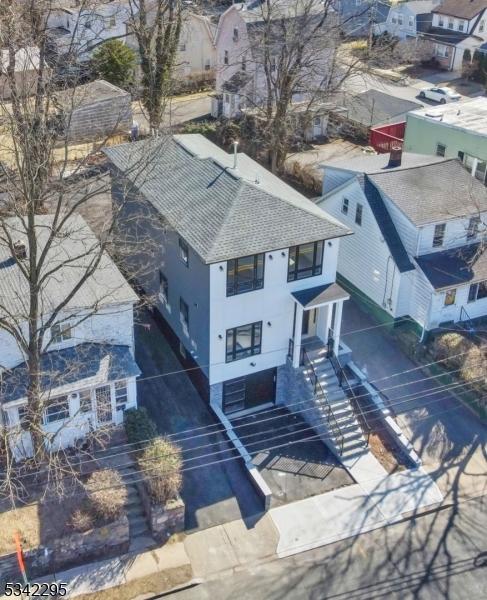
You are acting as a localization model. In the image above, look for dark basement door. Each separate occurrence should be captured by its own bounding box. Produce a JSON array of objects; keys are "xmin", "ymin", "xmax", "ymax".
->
[{"xmin": 223, "ymin": 368, "xmax": 277, "ymax": 415}]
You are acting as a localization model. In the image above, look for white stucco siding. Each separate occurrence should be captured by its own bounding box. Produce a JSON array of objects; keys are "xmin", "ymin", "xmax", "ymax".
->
[
  {"xmin": 208, "ymin": 240, "xmax": 340, "ymax": 386},
  {"xmin": 319, "ymin": 180, "xmax": 406, "ymax": 317}
]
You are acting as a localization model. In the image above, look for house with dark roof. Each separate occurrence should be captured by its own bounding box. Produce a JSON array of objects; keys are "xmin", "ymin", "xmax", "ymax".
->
[
  {"xmin": 0, "ymin": 214, "xmax": 140, "ymax": 460},
  {"xmin": 418, "ymin": 0, "xmax": 487, "ymax": 71},
  {"xmin": 105, "ymin": 134, "xmax": 362, "ymax": 443},
  {"xmin": 334, "ymin": 0, "xmax": 390, "ymax": 37},
  {"xmin": 211, "ymin": 0, "xmax": 338, "ymax": 120},
  {"xmin": 317, "ymin": 151, "xmax": 487, "ymax": 333}
]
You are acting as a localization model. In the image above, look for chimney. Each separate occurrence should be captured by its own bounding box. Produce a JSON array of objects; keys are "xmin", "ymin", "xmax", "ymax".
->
[
  {"xmin": 13, "ymin": 240, "xmax": 27, "ymax": 260},
  {"xmin": 388, "ymin": 144, "xmax": 403, "ymax": 168},
  {"xmin": 232, "ymin": 140, "xmax": 239, "ymax": 169}
]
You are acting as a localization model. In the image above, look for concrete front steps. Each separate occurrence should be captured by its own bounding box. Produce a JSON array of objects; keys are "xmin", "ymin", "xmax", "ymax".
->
[{"xmin": 301, "ymin": 339, "xmax": 367, "ymax": 459}]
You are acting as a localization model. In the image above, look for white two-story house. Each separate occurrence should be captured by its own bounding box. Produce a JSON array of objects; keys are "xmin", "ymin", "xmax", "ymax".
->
[
  {"xmin": 420, "ymin": 0, "xmax": 487, "ymax": 71},
  {"xmin": 212, "ymin": 0, "xmax": 337, "ymax": 120},
  {"xmin": 0, "ymin": 215, "xmax": 140, "ymax": 460},
  {"xmin": 318, "ymin": 150, "xmax": 487, "ymax": 335},
  {"xmin": 105, "ymin": 134, "xmax": 352, "ymax": 419},
  {"xmin": 376, "ymin": 1, "xmax": 438, "ymax": 40}
]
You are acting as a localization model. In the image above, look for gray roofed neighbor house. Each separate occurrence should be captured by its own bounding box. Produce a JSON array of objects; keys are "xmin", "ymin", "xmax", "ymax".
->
[
  {"xmin": 0, "ymin": 214, "xmax": 138, "ymax": 319},
  {"xmin": 1, "ymin": 343, "xmax": 141, "ymax": 404},
  {"xmin": 415, "ymin": 244, "xmax": 487, "ymax": 291},
  {"xmin": 323, "ymin": 152, "xmax": 447, "ymax": 175},
  {"xmin": 363, "ymin": 177, "xmax": 415, "ymax": 273},
  {"xmin": 104, "ymin": 135, "xmax": 351, "ymax": 263},
  {"xmin": 291, "ymin": 282, "xmax": 349, "ymax": 308},
  {"xmin": 341, "ymin": 90, "xmax": 423, "ymax": 128},
  {"xmin": 432, "ymin": 0, "xmax": 487, "ymax": 20},
  {"xmin": 368, "ymin": 159, "xmax": 487, "ymax": 226}
]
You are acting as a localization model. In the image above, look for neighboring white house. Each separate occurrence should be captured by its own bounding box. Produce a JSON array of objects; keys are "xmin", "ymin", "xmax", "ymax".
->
[
  {"xmin": 419, "ymin": 0, "xmax": 487, "ymax": 71},
  {"xmin": 0, "ymin": 214, "xmax": 140, "ymax": 460},
  {"xmin": 175, "ymin": 13, "xmax": 217, "ymax": 80},
  {"xmin": 47, "ymin": 1, "xmax": 130, "ymax": 62},
  {"xmin": 318, "ymin": 151, "xmax": 487, "ymax": 334},
  {"xmin": 0, "ymin": 47, "xmax": 42, "ymax": 100},
  {"xmin": 212, "ymin": 0, "xmax": 337, "ymax": 119},
  {"xmin": 375, "ymin": 0, "xmax": 438, "ymax": 40},
  {"xmin": 105, "ymin": 134, "xmax": 354, "ymax": 425}
]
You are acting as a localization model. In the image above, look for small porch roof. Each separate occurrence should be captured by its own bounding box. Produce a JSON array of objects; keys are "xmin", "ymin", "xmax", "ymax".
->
[{"xmin": 291, "ymin": 282, "xmax": 350, "ymax": 309}]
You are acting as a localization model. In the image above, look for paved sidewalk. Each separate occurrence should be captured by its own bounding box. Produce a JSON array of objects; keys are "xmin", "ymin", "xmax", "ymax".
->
[{"xmin": 271, "ymin": 467, "xmax": 443, "ymax": 558}]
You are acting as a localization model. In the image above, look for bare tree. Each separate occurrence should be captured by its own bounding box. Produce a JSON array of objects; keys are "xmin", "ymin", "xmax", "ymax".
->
[
  {"xmin": 0, "ymin": 1, "xmax": 164, "ymax": 504},
  {"xmin": 128, "ymin": 0, "xmax": 183, "ymax": 135}
]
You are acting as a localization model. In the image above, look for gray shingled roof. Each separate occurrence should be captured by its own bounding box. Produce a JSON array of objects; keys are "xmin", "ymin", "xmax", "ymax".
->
[
  {"xmin": 368, "ymin": 160, "xmax": 487, "ymax": 226},
  {"xmin": 432, "ymin": 0, "xmax": 487, "ymax": 20},
  {"xmin": 0, "ymin": 214, "xmax": 138, "ymax": 320},
  {"xmin": 415, "ymin": 243, "xmax": 487, "ymax": 291},
  {"xmin": 104, "ymin": 135, "xmax": 350, "ymax": 264},
  {"xmin": 342, "ymin": 90, "xmax": 423, "ymax": 128},
  {"xmin": 1, "ymin": 343, "xmax": 140, "ymax": 404},
  {"xmin": 323, "ymin": 152, "xmax": 447, "ymax": 175}
]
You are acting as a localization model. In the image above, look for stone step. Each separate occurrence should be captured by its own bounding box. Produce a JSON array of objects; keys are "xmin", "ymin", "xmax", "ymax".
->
[
  {"xmin": 130, "ymin": 520, "xmax": 150, "ymax": 538},
  {"xmin": 127, "ymin": 504, "xmax": 145, "ymax": 518}
]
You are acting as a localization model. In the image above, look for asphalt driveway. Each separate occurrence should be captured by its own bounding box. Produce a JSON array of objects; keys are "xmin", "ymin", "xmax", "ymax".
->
[
  {"xmin": 134, "ymin": 310, "xmax": 263, "ymax": 532},
  {"xmin": 341, "ymin": 298, "xmax": 487, "ymax": 501}
]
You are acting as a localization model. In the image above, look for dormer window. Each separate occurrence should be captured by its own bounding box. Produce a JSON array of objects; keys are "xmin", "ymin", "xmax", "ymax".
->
[
  {"xmin": 448, "ymin": 18, "xmax": 454, "ymax": 30},
  {"xmin": 433, "ymin": 223, "xmax": 446, "ymax": 248},
  {"xmin": 458, "ymin": 20, "xmax": 466, "ymax": 33},
  {"xmin": 467, "ymin": 216, "xmax": 480, "ymax": 239}
]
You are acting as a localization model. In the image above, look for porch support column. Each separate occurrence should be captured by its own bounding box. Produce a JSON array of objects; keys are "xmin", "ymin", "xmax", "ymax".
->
[
  {"xmin": 293, "ymin": 304, "xmax": 304, "ymax": 368},
  {"xmin": 325, "ymin": 303, "xmax": 333, "ymax": 344},
  {"xmin": 333, "ymin": 300, "xmax": 344, "ymax": 356}
]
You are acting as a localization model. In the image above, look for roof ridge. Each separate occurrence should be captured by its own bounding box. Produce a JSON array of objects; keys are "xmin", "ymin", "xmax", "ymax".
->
[{"xmin": 369, "ymin": 157, "xmax": 456, "ymax": 176}]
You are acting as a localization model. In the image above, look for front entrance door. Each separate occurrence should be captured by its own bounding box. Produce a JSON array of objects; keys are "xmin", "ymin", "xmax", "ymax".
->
[
  {"xmin": 302, "ymin": 308, "xmax": 317, "ymax": 338},
  {"xmin": 223, "ymin": 368, "xmax": 277, "ymax": 415},
  {"xmin": 95, "ymin": 385, "xmax": 112, "ymax": 425}
]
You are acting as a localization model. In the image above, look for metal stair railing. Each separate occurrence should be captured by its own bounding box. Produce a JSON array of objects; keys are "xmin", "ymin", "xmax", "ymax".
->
[{"xmin": 301, "ymin": 348, "xmax": 345, "ymax": 455}]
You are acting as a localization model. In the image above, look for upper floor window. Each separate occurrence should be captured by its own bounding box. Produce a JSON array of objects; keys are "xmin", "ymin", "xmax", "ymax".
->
[
  {"xmin": 270, "ymin": 57, "xmax": 277, "ymax": 72},
  {"xmin": 438, "ymin": 15, "xmax": 444, "ymax": 27},
  {"xmin": 287, "ymin": 241, "xmax": 324, "ymax": 282},
  {"xmin": 448, "ymin": 18, "xmax": 454, "ymax": 30},
  {"xmin": 179, "ymin": 43, "xmax": 186, "ymax": 52},
  {"xmin": 468, "ymin": 280, "xmax": 487, "ymax": 302},
  {"xmin": 458, "ymin": 20, "xmax": 466, "ymax": 32},
  {"xmin": 436, "ymin": 143, "xmax": 446, "ymax": 157},
  {"xmin": 242, "ymin": 56, "xmax": 246, "ymax": 71},
  {"xmin": 409, "ymin": 15, "xmax": 414, "ymax": 28},
  {"xmin": 227, "ymin": 254, "xmax": 264, "ymax": 296},
  {"xmin": 17, "ymin": 405, "xmax": 29, "ymax": 430},
  {"xmin": 224, "ymin": 50, "xmax": 229, "ymax": 65},
  {"xmin": 355, "ymin": 203, "xmax": 363, "ymax": 226},
  {"xmin": 480, "ymin": 20, "xmax": 485, "ymax": 33},
  {"xmin": 391, "ymin": 12, "xmax": 397, "ymax": 24},
  {"xmin": 341, "ymin": 197, "xmax": 349, "ymax": 215},
  {"xmin": 44, "ymin": 396, "xmax": 69, "ymax": 424},
  {"xmin": 467, "ymin": 216, "xmax": 480, "ymax": 240},
  {"xmin": 398, "ymin": 14, "xmax": 403, "ymax": 26},
  {"xmin": 233, "ymin": 27, "xmax": 239, "ymax": 42},
  {"xmin": 180, "ymin": 297, "xmax": 189, "ymax": 334},
  {"xmin": 51, "ymin": 322, "xmax": 72, "ymax": 344},
  {"xmin": 179, "ymin": 237, "xmax": 189, "ymax": 267},
  {"xmin": 159, "ymin": 271, "xmax": 168, "ymax": 304},
  {"xmin": 226, "ymin": 321, "xmax": 262, "ymax": 363},
  {"xmin": 433, "ymin": 223, "xmax": 446, "ymax": 247}
]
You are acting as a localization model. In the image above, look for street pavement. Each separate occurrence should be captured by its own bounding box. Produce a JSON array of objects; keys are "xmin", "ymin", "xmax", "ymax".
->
[{"xmin": 168, "ymin": 495, "xmax": 487, "ymax": 600}]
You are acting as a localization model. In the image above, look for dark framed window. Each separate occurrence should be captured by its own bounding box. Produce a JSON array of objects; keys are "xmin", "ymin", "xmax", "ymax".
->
[
  {"xmin": 467, "ymin": 216, "xmax": 480, "ymax": 240},
  {"xmin": 468, "ymin": 281, "xmax": 487, "ymax": 302},
  {"xmin": 433, "ymin": 223, "xmax": 446, "ymax": 247},
  {"xmin": 159, "ymin": 271, "xmax": 168, "ymax": 303},
  {"xmin": 227, "ymin": 253, "xmax": 264, "ymax": 296},
  {"xmin": 51, "ymin": 322, "xmax": 72, "ymax": 344},
  {"xmin": 224, "ymin": 50, "xmax": 229, "ymax": 65},
  {"xmin": 436, "ymin": 143, "xmax": 446, "ymax": 157},
  {"xmin": 341, "ymin": 198, "xmax": 349, "ymax": 215},
  {"xmin": 355, "ymin": 203, "xmax": 363, "ymax": 226},
  {"xmin": 226, "ymin": 321, "xmax": 262, "ymax": 363},
  {"xmin": 115, "ymin": 381, "xmax": 128, "ymax": 411},
  {"xmin": 287, "ymin": 241, "xmax": 324, "ymax": 282},
  {"xmin": 44, "ymin": 396, "xmax": 69, "ymax": 424},
  {"xmin": 180, "ymin": 297, "xmax": 189, "ymax": 332},
  {"xmin": 17, "ymin": 405, "xmax": 30, "ymax": 430},
  {"xmin": 179, "ymin": 237, "xmax": 189, "ymax": 267}
]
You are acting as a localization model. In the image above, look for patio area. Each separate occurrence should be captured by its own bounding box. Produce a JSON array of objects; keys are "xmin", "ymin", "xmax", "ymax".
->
[{"xmin": 232, "ymin": 408, "xmax": 354, "ymax": 507}]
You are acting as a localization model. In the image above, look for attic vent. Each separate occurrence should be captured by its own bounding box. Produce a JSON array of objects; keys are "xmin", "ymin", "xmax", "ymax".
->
[{"xmin": 13, "ymin": 240, "xmax": 27, "ymax": 260}]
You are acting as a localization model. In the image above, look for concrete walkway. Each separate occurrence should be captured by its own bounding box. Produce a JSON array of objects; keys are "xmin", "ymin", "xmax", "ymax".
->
[{"xmin": 271, "ymin": 467, "xmax": 443, "ymax": 558}]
